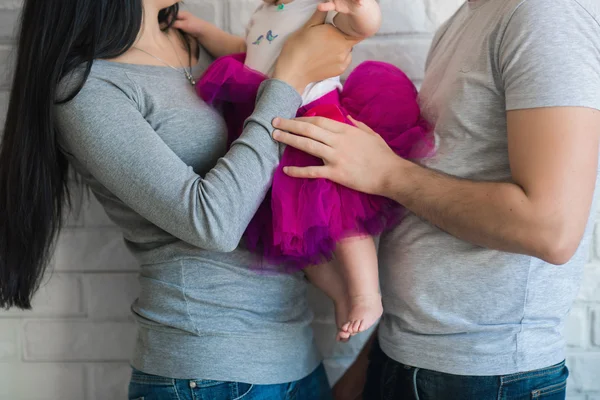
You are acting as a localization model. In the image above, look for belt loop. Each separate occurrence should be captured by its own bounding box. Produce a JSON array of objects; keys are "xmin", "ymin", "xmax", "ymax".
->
[{"xmin": 413, "ymin": 368, "xmax": 421, "ymax": 400}]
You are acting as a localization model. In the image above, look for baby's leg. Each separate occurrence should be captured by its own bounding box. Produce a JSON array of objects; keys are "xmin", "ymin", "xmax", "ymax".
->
[
  {"xmin": 336, "ymin": 236, "xmax": 383, "ymax": 335},
  {"xmin": 304, "ymin": 261, "xmax": 352, "ymax": 342}
]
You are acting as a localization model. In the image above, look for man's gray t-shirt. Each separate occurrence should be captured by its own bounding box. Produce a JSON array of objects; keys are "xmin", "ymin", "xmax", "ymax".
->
[{"xmin": 378, "ymin": 0, "xmax": 600, "ymax": 375}]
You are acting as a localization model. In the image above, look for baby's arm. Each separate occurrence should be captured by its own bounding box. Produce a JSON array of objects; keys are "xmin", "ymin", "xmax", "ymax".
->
[
  {"xmin": 319, "ymin": 0, "xmax": 381, "ymax": 39},
  {"xmin": 174, "ymin": 11, "xmax": 246, "ymax": 58}
]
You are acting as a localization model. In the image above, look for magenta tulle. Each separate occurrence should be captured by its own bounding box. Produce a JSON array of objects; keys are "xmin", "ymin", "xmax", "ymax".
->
[{"xmin": 197, "ymin": 55, "xmax": 434, "ymax": 271}]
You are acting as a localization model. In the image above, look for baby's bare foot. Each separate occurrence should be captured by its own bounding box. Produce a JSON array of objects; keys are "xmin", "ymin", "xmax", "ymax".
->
[
  {"xmin": 344, "ymin": 294, "xmax": 383, "ymax": 335},
  {"xmin": 333, "ymin": 299, "xmax": 351, "ymax": 342}
]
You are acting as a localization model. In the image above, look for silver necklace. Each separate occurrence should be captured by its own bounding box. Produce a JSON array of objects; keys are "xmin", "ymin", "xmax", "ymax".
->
[{"xmin": 133, "ymin": 34, "xmax": 196, "ymax": 86}]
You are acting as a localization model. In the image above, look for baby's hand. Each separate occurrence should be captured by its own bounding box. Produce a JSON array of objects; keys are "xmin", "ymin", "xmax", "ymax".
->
[
  {"xmin": 172, "ymin": 11, "xmax": 207, "ymax": 37},
  {"xmin": 317, "ymin": 0, "xmax": 368, "ymax": 14}
]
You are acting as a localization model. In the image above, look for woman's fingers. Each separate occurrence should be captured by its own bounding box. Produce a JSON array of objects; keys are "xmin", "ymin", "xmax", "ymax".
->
[
  {"xmin": 283, "ymin": 165, "xmax": 332, "ymax": 180},
  {"xmin": 176, "ymin": 10, "xmax": 190, "ymax": 19},
  {"xmin": 304, "ymin": 9, "xmax": 328, "ymax": 27},
  {"xmin": 272, "ymin": 129, "xmax": 335, "ymax": 161},
  {"xmin": 317, "ymin": 2, "xmax": 337, "ymax": 12}
]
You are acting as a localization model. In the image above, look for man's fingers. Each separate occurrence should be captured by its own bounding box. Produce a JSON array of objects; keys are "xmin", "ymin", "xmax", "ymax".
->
[
  {"xmin": 273, "ymin": 118, "xmax": 335, "ymax": 145},
  {"xmin": 273, "ymin": 130, "xmax": 334, "ymax": 160},
  {"xmin": 283, "ymin": 165, "xmax": 331, "ymax": 180},
  {"xmin": 291, "ymin": 116, "xmax": 352, "ymax": 136},
  {"xmin": 347, "ymin": 116, "xmax": 377, "ymax": 135}
]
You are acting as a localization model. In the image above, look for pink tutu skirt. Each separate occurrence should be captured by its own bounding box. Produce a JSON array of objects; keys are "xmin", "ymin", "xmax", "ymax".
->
[{"xmin": 198, "ymin": 54, "xmax": 433, "ymax": 271}]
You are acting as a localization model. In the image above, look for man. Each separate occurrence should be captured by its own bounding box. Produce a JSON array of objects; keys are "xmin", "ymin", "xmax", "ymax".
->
[{"xmin": 273, "ymin": 0, "xmax": 600, "ymax": 397}]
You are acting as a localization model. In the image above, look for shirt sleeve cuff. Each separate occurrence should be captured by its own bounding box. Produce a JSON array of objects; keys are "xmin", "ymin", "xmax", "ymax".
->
[
  {"xmin": 326, "ymin": 11, "xmax": 338, "ymax": 27},
  {"xmin": 244, "ymin": 79, "xmax": 302, "ymax": 139}
]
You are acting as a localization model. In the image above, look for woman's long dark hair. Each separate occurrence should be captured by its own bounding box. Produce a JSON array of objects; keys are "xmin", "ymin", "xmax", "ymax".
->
[{"xmin": 0, "ymin": 0, "xmax": 182, "ymax": 309}]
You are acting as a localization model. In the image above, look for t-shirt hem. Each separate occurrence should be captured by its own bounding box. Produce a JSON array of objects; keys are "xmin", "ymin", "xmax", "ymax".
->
[
  {"xmin": 131, "ymin": 325, "xmax": 322, "ymax": 385},
  {"xmin": 378, "ymin": 332, "xmax": 565, "ymax": 376}
]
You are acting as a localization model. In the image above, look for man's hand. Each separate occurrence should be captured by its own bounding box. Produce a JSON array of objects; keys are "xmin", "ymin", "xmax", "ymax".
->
[
  {"xmin": 272, "ymin": 116, "xmax": 399, "ymax": 196},
  {"xmin": 273, "ymin": 107, "xmax": 600, "ymax": 265}
]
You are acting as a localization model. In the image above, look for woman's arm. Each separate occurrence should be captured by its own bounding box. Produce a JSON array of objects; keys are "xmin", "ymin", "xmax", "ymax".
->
[
  {"xmin": 57, "ymin": 10, "xmax": 356, "ymax": 253},
  {"xmin": 174, "ymin": 11, "xmax": 246, "ymax": 58},
  {"xmin": 57, "ymin": 77, "xmax": 298, "ymax": 252}
]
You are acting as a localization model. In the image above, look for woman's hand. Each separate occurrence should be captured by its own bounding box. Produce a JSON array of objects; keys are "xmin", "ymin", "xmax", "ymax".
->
[
  {"xmin": 273, "ymin": 10, "xmax": 359, "ymax": 94},
  {"xmin": 272, "ymin": 116, "xmax": 403, "ymax": 196},
  {"xmin": 318, "ymin": 0, "xmax": 367, "ymax": 15},
  {"xmin": 172, "ymin": 11, "xmax": 208, "ymax": 37}
]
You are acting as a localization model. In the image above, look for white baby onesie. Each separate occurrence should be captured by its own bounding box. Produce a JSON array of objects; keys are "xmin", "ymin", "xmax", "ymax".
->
[{"xmin": 245, "ymin": 0, "xmax": 342, "ymax": 106}]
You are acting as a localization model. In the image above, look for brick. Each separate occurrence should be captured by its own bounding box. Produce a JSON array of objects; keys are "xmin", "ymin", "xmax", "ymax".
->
[
  {"xmin": 594, "ymin": 225, "xmax": 600, "ymax": 261},
  {"xmin": 379, "ymin": 0, "xmax": 462, "ymax": 35},
  {"xmin": 53, "ymin": 229, "xmax": 139, "ymax": 272},
  {"xmin": 0, "ymin": 7, "xmax": 19, "ymax": 42},
  {"xmin": 565, "ymin": 306, "xmax": 588, "ymax": 348},
  {"xmin": 0, "ymin": 320, "xmax": 19, "ymax": 361},
  {"xmin": 345, "ymin": 36, "xmax": 432, "ymax": 81},
  {"xmin": 63, "ymin": 183, "xmax": 85, "ymax": 227},
  {"xmin": 83, "ymin": 273, "xmax": 140, "ymax": 319},
  {"xmin": 0, "ymin": 363, "xmax": 86, "ymax": 400},
  {"xmin": 566, "ymin": 354, "xmax": 600, "ymax": 392},
  {"xmin": 0, "ymin": 44, "xmax": 13, "ymax": 90},
  {"xmin": 577, "ymin": 264, "xmax": 600, "ymax": 303},
  {"xmin": 82, "ymin": 195, "xmax": 116, "ymax": 228},
  {"xmin": 183, "ymin": 0, "xmax": 223, "ymax": 27},
  {"xmin": 307, "ymin": 284, "xmax": 335, "ymax": 321},
  {"xmin": 422, "ymin": 0, "xmax": 465, "ymax": 30},
  {"xmin": 23, "ymin": 321, "xmax": 137, "ymax": 361},
  {"xmin": 88, "ymin": 363, "xmax": 131, "ymax": 400},
  {"xmin": 226, "ymin": 0, "xmax": 261, "ymax": 36},
  {"xmin": 564, "ymin": 395, "xmax": 586, "ymax": 400},
  {"xmin": 0, "ymin": 274, "xmax": 84, "ymax": 317},
  {"xmin": 0, "ymin": 90, "xmax": 7, "ymax": 129},
  {"xmin": 592, "ymin": 308, "xmax": 600, "ymax": 347}
]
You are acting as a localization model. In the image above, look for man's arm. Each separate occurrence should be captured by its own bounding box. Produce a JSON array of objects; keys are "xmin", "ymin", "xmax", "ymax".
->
[
  {"xmin": 381, "ymin": 107, "xmax": 600, "ymax": 264},
  {"xmin": 273, "ymin": 0, "xmax": 600, "ymax": 264},
  {"xmin": 274, "ymin": 107, "xmax": 600, "ymax": 264}
]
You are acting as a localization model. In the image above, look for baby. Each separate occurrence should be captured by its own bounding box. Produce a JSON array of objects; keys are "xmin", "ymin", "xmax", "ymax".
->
[{"xmin": 176, "ymin": 0, "xmax": 394, "ymax": 341}]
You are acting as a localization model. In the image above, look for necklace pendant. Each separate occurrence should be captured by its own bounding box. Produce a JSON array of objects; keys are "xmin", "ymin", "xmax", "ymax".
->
[{"xmin": 185, "ymin": 72, "xmax": 196, "ymax": 86}]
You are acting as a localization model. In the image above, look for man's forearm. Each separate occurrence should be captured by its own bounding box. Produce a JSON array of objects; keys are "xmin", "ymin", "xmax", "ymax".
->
[{"xmin": 381, "ymin": 158, "xmax": 576, "ymax": 264}]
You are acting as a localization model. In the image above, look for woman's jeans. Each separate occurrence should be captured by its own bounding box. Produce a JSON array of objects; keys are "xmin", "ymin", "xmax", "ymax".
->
[
  {"xmin": 363, "ymin": 339, "xmax": 569, "ymax": 400},
  {"xmin": 128, "ymin": 363, "xmax": 332, "ymax": 400}
]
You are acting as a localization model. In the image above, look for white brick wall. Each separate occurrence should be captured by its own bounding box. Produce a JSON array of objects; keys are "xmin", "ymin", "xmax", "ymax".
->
[{"xmin": 0, "ymin": 1, "xmax": 598, "ymax": 399}]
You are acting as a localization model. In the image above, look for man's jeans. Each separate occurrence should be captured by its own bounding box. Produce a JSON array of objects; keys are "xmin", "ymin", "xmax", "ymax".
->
[{"xmin": 363, "ymin": 339, "xmax": 568, "ymax": 399}]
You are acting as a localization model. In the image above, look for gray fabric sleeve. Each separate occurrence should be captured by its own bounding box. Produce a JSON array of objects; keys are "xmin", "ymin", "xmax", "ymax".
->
[
  {"xmin": 56, "ymin": 78, "xmax": 301, "ymax": 252},
  {"xmin": 499, "ymin": 0, "xmax": 600, "ymax": 111}
]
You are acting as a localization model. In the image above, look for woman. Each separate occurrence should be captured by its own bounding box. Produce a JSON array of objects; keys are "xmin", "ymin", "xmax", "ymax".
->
[{"xmin": 0, "ymin": 0, "xmax": 354, "ymax": 398}]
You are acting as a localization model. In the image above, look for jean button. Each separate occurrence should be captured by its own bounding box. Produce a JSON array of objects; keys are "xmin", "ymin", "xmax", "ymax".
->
[{"xmin": 189, "ymin": 381, "xmax": 197, "ymax": 389}]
